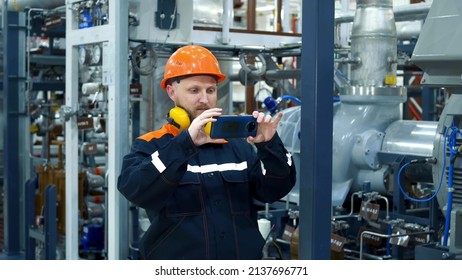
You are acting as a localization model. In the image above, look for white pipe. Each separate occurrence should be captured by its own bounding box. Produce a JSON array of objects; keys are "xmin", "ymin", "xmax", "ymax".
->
[
  {"xmin": 335, "ymin": 2, "xmax": 432, "ymax": 24},
  {"xmin": 273, "ymin": 0, "xmax": 278, "ymax": 32},
  {"xmin": 222, "ymin": 0, "xmax": 233, "ymax": 44},
  {"xmin": 282, "ymin": 0, "xmax": 290, "ymax": 32},
  {"xmin": 339, "ymin": 0, "xmax": 350, "ymax": 47}
]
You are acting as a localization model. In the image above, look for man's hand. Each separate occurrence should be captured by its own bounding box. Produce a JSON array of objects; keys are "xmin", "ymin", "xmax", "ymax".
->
[
  {"xmin": 188, "ymin": 108, "xmax": 227, "ymax": 146},
  {"xmin": 247, "ymin": 111, "xmax": 283, "ymax": 143}
]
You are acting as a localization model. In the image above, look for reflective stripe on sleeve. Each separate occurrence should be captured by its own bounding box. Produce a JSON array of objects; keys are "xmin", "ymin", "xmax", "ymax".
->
[
  {"xmin": 286, "ymin": 152, "xmax": 293, "ymax": 166},
  {"xmin": 151, "ymin": 151, "xmax": 166, "ymax": 173}
]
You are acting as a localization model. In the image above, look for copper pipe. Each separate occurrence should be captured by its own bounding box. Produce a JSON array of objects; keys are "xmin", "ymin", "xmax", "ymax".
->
[
  {"xmin": 245, "ymin": 0, "xmax": 256, "ymax": 114},
  {"xmin": 247, "ymin": 0, "xmax": 256, "ymax": 31},
  {"xmin": 276, "ymin": 0, "xmax": 282, "ymax": 32}
]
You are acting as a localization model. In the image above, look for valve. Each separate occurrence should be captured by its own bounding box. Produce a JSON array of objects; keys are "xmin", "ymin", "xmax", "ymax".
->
[{"xmin": 59, "ymin": 106, "xmax": 78, "ymax": 122}]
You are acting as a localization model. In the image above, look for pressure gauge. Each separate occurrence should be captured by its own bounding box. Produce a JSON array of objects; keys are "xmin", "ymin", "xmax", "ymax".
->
[
  {"xmin": 79, "ymin": 47, "xmax": 90, "ymax": 65},
  {"xmin": 91, "ymin": 44, "xmax": 102, "ymax": 65}
]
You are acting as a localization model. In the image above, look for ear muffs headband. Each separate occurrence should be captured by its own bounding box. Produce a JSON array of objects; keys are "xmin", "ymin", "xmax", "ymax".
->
[{"xmin": 166, "ymin": 106, "xmax": 212, "ymax": 135}]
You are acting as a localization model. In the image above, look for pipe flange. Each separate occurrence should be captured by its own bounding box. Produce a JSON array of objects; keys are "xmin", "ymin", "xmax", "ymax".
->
[
  {"xmin": 239, "ymin": 53, "xmax": 267, "ymax": 77},
  {"xmin": 238, "ymin": 66, "xmax": 258, "ymax": 86}
]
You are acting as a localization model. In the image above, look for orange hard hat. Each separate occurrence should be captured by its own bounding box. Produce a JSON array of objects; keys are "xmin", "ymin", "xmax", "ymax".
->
[{"xmin": 160, "ymin": 45, "xmax": 227, "ymax": 90}]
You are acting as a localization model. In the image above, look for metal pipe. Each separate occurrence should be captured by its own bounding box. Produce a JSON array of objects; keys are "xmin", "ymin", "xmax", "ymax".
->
[
  {"xmin": 377, "ymin": 195, "xmax": 390, "ymax": 220},
  {"xmin": 282, "ymin": 0, "xmax": 290, "ymax": 32},
  {"xmin": 228, "ymin": 69, "xmax": 301, "ymax": 82},
  {"xmin": 338, "ymin": 0, "xmax": 351, "ymax": 46},
  {"xmin": 222, "ymin": 0, "xmax": 232, "ymax": 44},
  {"xmin": 359, "ymin": 229, "xmax": 434, "ymax": 259},
  {"xmin": 333, "ymin": 191, "xmax": 362, "ymax": 219},
  {"xmin": 406, "ymin": 207, "xmax": 430, "ymax": 214},
  {"xmin": 275, "ymin": 0, "xmax": 282, "ymax": 32},
  {"xmin": 275, "ymin": 238, "xmax": 290, "ymax": 245},
  {"xmin": 343, "ymin": 248, "xmax": 384, "ymax": 260},
  {"xmin": 335, "ymin": 2, "xmax": 431, "ymax": 24},
  {"xmin": 335, "ymin": 2, "xmax": 430, "ymax": 43},
  {"xmin": 382, "ymin": 120, "xmax": 437, "ymax": 157},
  {"xmin": 247, "ymin": 0, "xmax": 256, "ymax": 31},
  {"xmin": 26, "ymin": 8, "xmax": 45, "ymax": 98},
  {"xmin": 392, "ymin": 2, "xmax": 432, "ymax": 22},
  {"xmin": 350, "ymin": 0, "xmax": 397, "ymax": 87}
]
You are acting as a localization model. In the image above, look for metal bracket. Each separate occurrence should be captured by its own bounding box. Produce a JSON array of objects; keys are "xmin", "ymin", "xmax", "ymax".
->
[{"xmin": 155, "ymin": 0, "xmax": 178, "ymax": 30}]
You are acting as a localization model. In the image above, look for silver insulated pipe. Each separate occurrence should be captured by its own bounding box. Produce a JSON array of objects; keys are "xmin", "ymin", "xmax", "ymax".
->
[{"xmin": 350, "ymin": 0, "xmax": 397, "ymax": 87}]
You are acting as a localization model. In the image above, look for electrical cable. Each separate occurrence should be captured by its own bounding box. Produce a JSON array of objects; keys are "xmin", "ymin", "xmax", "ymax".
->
[
  {"xmin": 161, "ymin": 2, "xmax": 178, "ymax": 49},
  {"xmin": 271, "ymin": 240, "xmax": 285, "ymax": 260},
  {"xmin": 130, "ymin": 43, "xmax": 158, "ymax": 76}
]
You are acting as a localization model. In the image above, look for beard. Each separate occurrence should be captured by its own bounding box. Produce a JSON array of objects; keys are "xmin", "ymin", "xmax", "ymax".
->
[{"xmin": 177, "ymin": 104, "xmax": 211, "ymax": 120}]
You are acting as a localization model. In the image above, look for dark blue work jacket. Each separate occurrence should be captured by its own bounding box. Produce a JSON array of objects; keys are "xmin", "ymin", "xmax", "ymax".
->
[{"xmin": 117, "ymin": 123, "xmax": 296, "ymax": 259}]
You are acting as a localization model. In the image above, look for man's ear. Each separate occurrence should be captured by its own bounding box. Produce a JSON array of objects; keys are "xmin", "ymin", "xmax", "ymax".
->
[{"xmin": 165, "ymin": 84, "xmax": 176, "ymax": 101}]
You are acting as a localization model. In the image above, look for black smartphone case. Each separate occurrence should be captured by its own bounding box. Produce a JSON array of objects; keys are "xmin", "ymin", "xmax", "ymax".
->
[{"xmin": 209, "ymin": 115, "xmax": 258, "ymax": 138}]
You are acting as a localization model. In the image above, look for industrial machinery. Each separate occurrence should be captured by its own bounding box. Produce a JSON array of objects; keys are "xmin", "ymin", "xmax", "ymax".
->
[
  {"xmin": 22, "ymin": 2, "xmax": 109, "ymax": 259},
  {"xmin": 277, "ymin": 0, "xmax": 462, "ymax": 260},
  {"xmin": 4, "ymin": 0, "xmax": 461, "ymax": 261}
]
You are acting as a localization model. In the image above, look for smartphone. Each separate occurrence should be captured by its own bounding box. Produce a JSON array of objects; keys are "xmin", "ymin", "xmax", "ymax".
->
[{"xmin": 209, "ymin": 115, "xmax": 258, "ymax": 139}]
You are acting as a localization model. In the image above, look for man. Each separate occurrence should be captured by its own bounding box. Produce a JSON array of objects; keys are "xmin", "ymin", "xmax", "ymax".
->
[{"xmin": 117, "ymin": 45, "xmax": 296, "ymax": 259}]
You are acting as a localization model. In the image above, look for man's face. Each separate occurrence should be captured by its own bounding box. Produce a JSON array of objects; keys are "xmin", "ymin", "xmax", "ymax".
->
[{"xmin": 166, "ymin": 75, "xmax": 218, "ymax": 119}]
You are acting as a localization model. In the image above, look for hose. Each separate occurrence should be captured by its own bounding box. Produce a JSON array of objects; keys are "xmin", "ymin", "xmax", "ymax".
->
[
  {"xmin": 263, "ymin": 95, "xmax": 301, "ymax": 115},
  {"xmin": 397, "ymin": 158, "xmax": 440, "ymax": 203},
  {"xmin": 130, "ymin": 43, "xmax": 157, "ymax": 76},
  {"xmin": 278, "ymin": 95, "xmax": 302, "ymax": 105},
  {"xmin": 442, "ymin": 120, "xmax": 461, "ymax": 246}
]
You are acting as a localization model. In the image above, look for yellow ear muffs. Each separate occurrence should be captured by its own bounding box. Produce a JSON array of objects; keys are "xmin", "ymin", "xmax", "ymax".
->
[
  {"xmin": 204, "ymin": 122, "xmax": 212, "ymax": 136},
  {"xmin": 167, "ymin": 106, "xmax": 212, "ymax": 136},
  {"xmin": 167, "ymin": 106, "xmax": 191, "ymax": 131}
]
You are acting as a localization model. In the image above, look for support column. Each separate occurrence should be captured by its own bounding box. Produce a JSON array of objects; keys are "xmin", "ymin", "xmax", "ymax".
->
[{"xmin": 299, "ymin": 0, "xmax": 334, "ymax": 259}]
